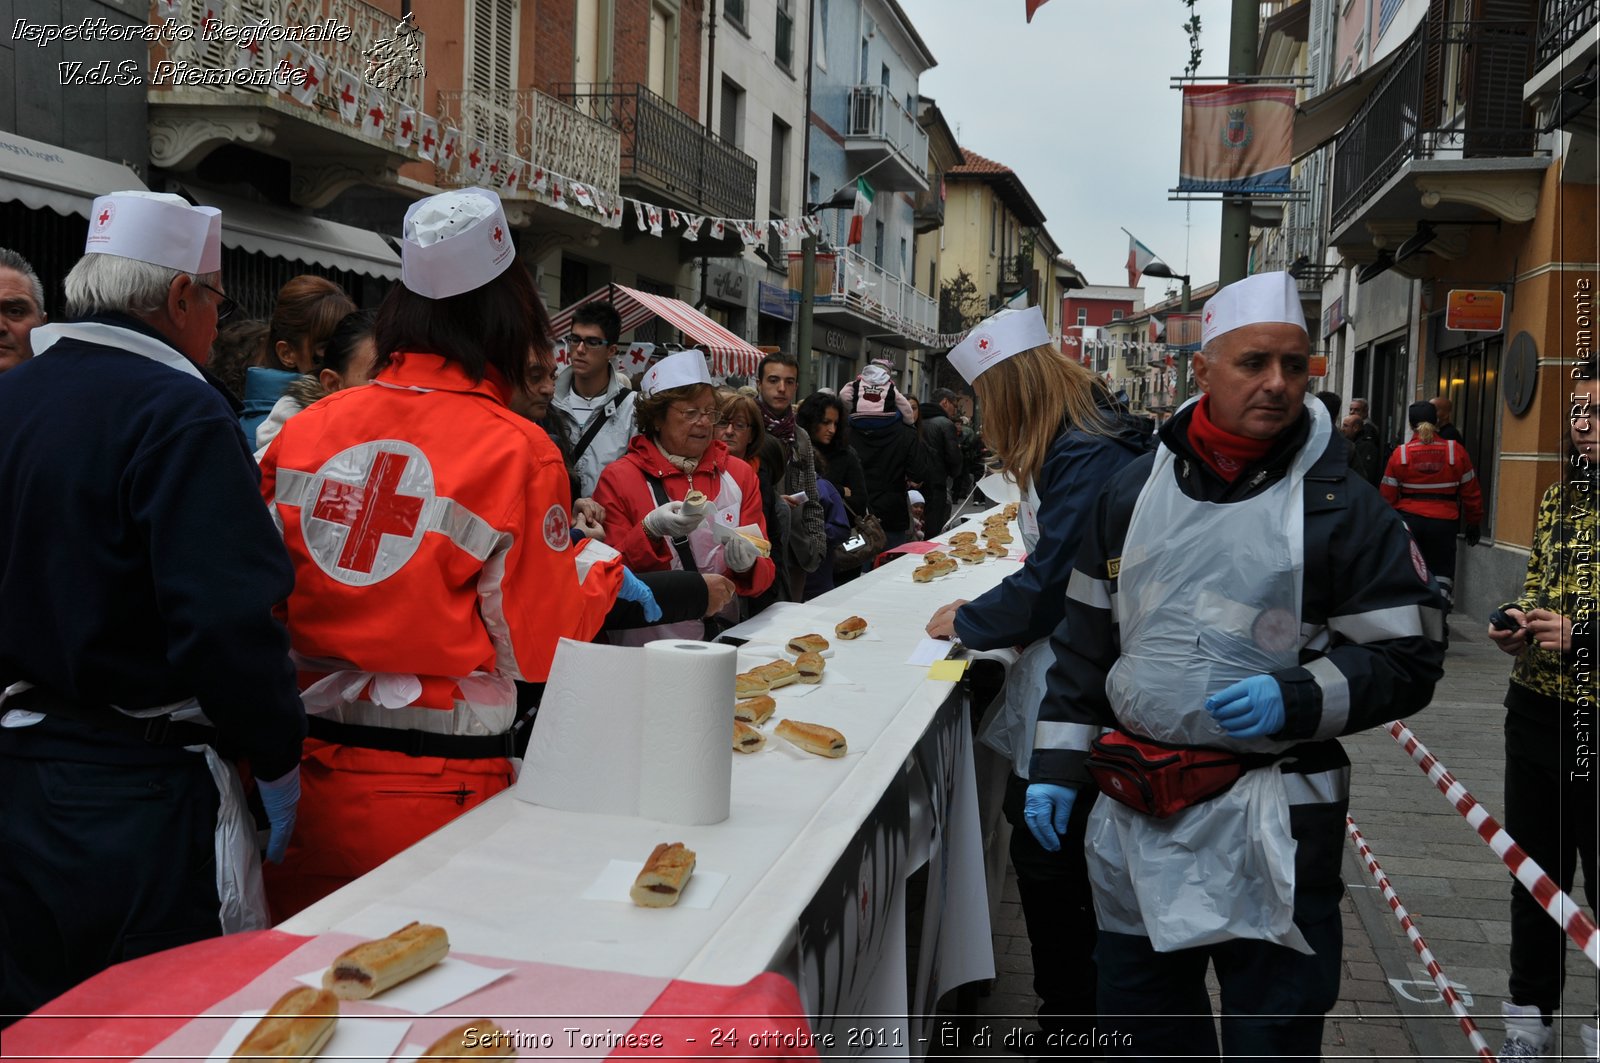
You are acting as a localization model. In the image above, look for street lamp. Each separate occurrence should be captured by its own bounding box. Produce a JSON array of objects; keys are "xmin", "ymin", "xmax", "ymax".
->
[{"xmin": 1142, "ymin": 261, "xmax": 1193, "ymax": 404}]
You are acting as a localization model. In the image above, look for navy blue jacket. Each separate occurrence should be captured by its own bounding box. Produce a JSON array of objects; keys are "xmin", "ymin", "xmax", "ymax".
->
[
  {"xmin": 1030, "ymin": 404, "xmax": 1445, "ymax": 790},
  {"xmin": 954, "ymin": 408, "xmax": 1153, "ymax": 650},
  {"xmin": 0, "ymin": 314, "xmax": 304, "ymax": 777}
]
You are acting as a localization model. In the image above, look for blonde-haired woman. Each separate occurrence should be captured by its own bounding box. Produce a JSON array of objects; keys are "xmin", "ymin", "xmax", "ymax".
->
[{"xmin": 924, "ymin": 304, "xmax": 1151, "ymax": 1043}]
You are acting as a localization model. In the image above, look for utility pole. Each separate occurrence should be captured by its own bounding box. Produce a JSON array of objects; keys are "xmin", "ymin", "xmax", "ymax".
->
[{"xmin": 1218, "ymin": 0, "xmax": 1260, "ymax": 287}]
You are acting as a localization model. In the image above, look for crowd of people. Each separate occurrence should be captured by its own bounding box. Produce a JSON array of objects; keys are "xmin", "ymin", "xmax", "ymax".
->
[{"xmin": 0, "ymin": 189, "xmax": 1591, "ymax": 1061}]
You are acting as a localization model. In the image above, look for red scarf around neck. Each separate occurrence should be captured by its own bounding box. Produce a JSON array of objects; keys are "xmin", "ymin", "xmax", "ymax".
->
[{"xmin": 1187, "ymin": 395, "xmax": 1275, "ymax": 482}]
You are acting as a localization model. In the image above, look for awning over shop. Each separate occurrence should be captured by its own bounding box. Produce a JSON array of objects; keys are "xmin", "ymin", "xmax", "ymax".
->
[
  {"xmin": 0, "ymin": 130, "xmax": 147, "ymax": 217},
  {"xmin": 1292, "ymin": 47, "xmax": 1405, "ymax": 160},
  {"xmin": 549, "ymin": 283, "xmax": 764, "ymax": 378},
  {"xmin": 184, "ymin": 187, "xmax": 401, "ymax": 281}
]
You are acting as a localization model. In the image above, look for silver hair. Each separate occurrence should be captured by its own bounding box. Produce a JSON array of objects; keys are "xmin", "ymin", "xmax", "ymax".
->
[
  {"xmin": 0, "ymin": 248, "xmax": 45, "ymax": 312},
  {"xmin": 62, "ymin": 253, "xmax": 219, "ymax": 318}
]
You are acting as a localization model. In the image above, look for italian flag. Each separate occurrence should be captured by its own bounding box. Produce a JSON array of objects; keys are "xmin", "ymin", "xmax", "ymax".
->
[{"xmin": 847, "ymin": 177, "xmax": 875, "ymax": 245}]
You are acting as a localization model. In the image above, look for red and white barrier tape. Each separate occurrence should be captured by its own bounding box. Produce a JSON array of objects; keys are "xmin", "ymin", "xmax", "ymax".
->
[
  {"xmin": 1346, "ymin": 816, "xmax": 1498, "ymax": 1061},
  {"xmin": 1388, "ymin": 719, "xmax": 1600, "ymax": 968}
]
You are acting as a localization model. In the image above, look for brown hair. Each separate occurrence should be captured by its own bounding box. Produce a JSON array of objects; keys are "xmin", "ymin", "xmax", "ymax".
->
[
  {"xmin": 206, "ymin": 319, "xmax": 270, "ymax": 400},
  {"xmin": 972, "ymin": 344, "xmax": 1114, "ymax": 490},
  {"xmin": 718, "ymin": 388, "xmax": 767, "ymax": 460},
  {"xmin": 634, "ymin": 383, "xmax": 714, "ymax": 440},
  {"xmin": 373, "ymin": 259, "xmax": 549, "ymax": 393},
  {"xmin": 269, "ymin": 275, "xmax": 356, "ymax": 368}
]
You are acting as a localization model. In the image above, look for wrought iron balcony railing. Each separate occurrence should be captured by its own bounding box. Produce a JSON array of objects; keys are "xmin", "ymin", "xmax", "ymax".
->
[
  {"xmin": 556, "ymin": 82, "xmax": 757, "ymax": 220},
  {"xmin": 847, "ymin": 85, "xmax": 930, "ymax": 179},
  {"xmin": 818, "ymin": 247, "xmax": 938, "ymax": 344},
  {"xmin": 435, "ymin": 87, "xmax": 621, "ymax": 208},
  {"xmin": 152, "ymin": 0, "xmax": 425, "ymax": 111},
  {"xmin": 1537, "ymin": 0, "xmax": 1599, "ymax": 67},
  {"xmin": 1330, "ymin": 20, "xmax": 1541, "ymax": 230}
]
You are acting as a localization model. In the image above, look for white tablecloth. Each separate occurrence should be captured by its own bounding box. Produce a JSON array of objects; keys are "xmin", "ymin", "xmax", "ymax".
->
[{"xmin": 281, "ymin": 509, "xmax": 1020, "ymax": 1021}]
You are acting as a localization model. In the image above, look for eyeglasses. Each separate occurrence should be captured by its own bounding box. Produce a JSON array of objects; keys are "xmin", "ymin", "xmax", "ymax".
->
[
  {"xmin": 723, "ymin": 419, "xmax": 753, "ymax": 433},
  {"xmin": 563, "ymin": 334, "xmax": 612, "ymax": 349},
  {"xmin": 672, "ymin": 405, "xmax": 724, "ymax": 425},
  {"xmin": 199, "ymin": 283, "xmax": 237, "ymax": 322}
]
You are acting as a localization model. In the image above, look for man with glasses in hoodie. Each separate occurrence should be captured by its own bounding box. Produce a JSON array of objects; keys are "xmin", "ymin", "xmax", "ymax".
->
[{"xmin": 550, "ymin": 302, "xmax": 637, "ymax": 499}]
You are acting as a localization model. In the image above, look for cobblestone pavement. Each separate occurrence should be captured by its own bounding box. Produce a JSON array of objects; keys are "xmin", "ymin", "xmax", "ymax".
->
[{"xmin": 943, "ymin": 619, "xmax": 1596, "ymax": 1059}]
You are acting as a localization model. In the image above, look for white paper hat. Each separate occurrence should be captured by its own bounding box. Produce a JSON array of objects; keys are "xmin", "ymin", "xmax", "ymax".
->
[
  {"xmin": 948, "ymin": 305, "xmax": 1052, "ymax": 383},
  {"xmin": 84, "ymin": 191, "xmax": 222, "ymax": 274},
  {"xmin": 1200, "ymin": 271, "xmax": 1307, "ymax": 347},
  {"xmin": 401, "ymin": 187, "xmax": 515, "ymax": 299},
  {"xmin": 640, "ymin": 349, "xmax": 712, "ymax": 397}
]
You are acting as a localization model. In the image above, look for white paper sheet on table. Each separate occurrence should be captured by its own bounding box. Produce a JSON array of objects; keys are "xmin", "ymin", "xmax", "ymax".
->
[
  {"xmin": 739, "ymin": 641, "xmax": 836, "ymax": 660},
  {"xmin": 906, "ymin": 637, "xmax": 956, "ymax": 667},
  {"xmin": 294, "ymin": 957, "xmax": 511, "ymax": 1014},
  {"xmin": 580, "ymin": 859, "xmax": 729, "ymax": 909},
  {"xmin": 205, "ymin": 1011, "xmax": 409, "ymax": 1063}
]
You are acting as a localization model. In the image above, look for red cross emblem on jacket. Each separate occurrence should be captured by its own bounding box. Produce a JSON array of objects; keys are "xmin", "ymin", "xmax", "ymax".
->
[{"xmin": 304, "ymin": 441, "xmax": 433, "ymax": 584}]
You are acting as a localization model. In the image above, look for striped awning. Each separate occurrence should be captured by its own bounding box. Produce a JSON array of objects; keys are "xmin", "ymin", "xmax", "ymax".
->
[{"xmin": 548, "ymin": 283, "xmax": 764, "ymax": 378}]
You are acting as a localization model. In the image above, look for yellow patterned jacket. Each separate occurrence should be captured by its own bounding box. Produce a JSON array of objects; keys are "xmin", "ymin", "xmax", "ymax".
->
[{"xmin": 1507, "ymin": 478, "xmax": 1598, "ymax": 704}]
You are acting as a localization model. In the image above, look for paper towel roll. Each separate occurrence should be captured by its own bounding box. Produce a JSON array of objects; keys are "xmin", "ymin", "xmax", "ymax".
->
[
  {"xmin": 637, "ymin": 640, "xmax": 736, "ymax": 825},
  {"xmin": 516, "ymin": 639, "xmax": 641, "ymax": 815}
]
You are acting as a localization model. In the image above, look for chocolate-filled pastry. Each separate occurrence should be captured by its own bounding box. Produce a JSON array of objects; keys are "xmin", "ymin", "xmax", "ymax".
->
[
  {"xmin": 322, "ymin": 922, "xmax": 449, "ymax": 1000},
  {"xmin": 630, "ymin": 842, "xmax": 696, "ymax": 907}
]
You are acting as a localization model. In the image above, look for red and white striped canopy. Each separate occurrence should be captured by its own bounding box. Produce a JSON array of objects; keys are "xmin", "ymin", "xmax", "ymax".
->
[{"xmin": 548, "ymin": 283, "xmax": 763, "ymax": 378}]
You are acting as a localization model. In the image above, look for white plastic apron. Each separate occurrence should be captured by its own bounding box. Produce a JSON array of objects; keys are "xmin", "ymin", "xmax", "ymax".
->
[
  {"xmin": 1086, "ymin": 398, "xmax": 1330, "ymax": 954},
  {"xmin": 614, "ymin": 470, "xmax": 744, "ymax": 646},
  {"xmin": 0, "ymin": 682, "xmax": 269, "ymax": 933},
  {"xmin": 978, "ymin": 481, "xmax": 1051, "ymax": 777}
]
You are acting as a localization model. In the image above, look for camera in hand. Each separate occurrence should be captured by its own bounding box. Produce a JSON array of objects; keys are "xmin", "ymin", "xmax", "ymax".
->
[
  {"xmin": 1489, "ymin": 607, "xmax": 1535, "ymax": 643},
  {"xmin": 1489, "ymin": 607, "xmax": 1520, "ymax": 632}
]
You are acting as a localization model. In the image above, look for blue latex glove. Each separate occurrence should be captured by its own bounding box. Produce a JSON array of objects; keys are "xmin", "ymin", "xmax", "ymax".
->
[
  {"xmin": 1205, "ymin": 675, "xmax": 1286, "ymax": 739},
  {"xmin": 1023, "ymin": 783, "xmax": 1077, "ymax": 853},
  {"xmin": 257, "ymin": 768, "xmax": 300, "ymax": 865},
  {"xmin": 618, "ymin": 566, "xmax": 662, "ymax": 623}
]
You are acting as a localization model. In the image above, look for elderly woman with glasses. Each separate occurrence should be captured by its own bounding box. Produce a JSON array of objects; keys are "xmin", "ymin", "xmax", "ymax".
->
[{"xmin": 593, "ymin": 350, "xmax": 774, "ymax": 642}]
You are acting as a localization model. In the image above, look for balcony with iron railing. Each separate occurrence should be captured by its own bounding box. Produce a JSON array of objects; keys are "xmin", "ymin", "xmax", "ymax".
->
[
  {"xmin": 435, "ymin": 87, "xmax": 621, "ymax": 224},
  {"xmin": 798, "ymin": 247, "xmax": 938, "ymax": 346},
  {"xmin": 556, "ymin": 83, "xmax": 757, "ymax": 221},
  {"xmin": 1537, "ymin": 0, "xmax": 1599, "ymax": 68},
  {"xmin": 147, "ymin": 0, "xmax": 426, "ymax": 205},
  {"xmin": 845, "ymin": 85, "xmax": 929, "ymax": 192},
  {"xmin": 1328, "ymin": 19, "xmax": 1550, "ymax": 245}
]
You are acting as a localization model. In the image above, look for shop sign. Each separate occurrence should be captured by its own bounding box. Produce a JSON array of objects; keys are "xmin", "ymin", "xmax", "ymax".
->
[
  {"xmin": 1322, "ymin": 297, "xmax": 1344, "ymax": 338},
  {"xmin": 707, "ymin": 265, "xmax": 748, "ymax": 305},
  {"xmin": 1445, "ymin": 289, "xmax": 1505, "ymax": 332},
  {"xmin": 822, "ymin": 328, "xmax": 850, "ymax": 353},
  {"xmin": 758, "ymin": 281, "xmax": 794, "ymax": 321}
]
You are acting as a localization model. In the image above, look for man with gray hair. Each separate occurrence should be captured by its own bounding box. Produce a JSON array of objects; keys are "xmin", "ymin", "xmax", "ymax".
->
[
  {"xmin": 0, "ymin": 192, "xmax": 305, "ymax": 1020},
  {"xmin": 0, "ymin": 247, "xmax": 47, "ymax": 373}
]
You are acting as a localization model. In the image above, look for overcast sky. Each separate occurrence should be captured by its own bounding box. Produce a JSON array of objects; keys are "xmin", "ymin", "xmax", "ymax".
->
[{"xmin": 910, "ymin": 0, "xmax": 1235, "ymax": 302}]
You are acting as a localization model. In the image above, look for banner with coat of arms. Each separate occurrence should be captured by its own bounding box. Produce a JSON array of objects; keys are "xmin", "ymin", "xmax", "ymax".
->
[{"xmin": 1176, "ymin": 85, "xmax": 1296, "ymax": 195}]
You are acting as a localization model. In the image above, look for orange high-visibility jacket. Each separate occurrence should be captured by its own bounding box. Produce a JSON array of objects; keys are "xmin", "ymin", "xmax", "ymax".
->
[
  {"xmin": 1380, "ymin": 434, "xmax": 1486, "ymax": 524},
  {"xmin": 257, "ymin": 352, "xmax": 625, "ymax": 918},
  {"xmin": 260, "ymin": 352, "xmax": 623, "ymax": 697}
]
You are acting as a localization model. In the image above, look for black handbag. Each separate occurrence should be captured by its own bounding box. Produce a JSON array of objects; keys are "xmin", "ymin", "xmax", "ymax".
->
[{"xmin": 834, "ymin": 499, "xmax": 887, "ymax": 572}]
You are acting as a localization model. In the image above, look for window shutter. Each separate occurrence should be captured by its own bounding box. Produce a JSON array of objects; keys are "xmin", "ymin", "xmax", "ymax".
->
[
  {"xmin": 1463, "ymin": 0, "xmax": 1536, "ymax": 156},
  {"xmin": 1420, "ymin": 0, "xmax": 1449, "ymax": 128}
]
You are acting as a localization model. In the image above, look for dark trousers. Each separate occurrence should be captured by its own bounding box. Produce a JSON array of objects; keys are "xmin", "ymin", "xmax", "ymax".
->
[
  {"xmin": 1505, "ymin": 706, "xmax": 1599, "ymax": 1017},
  {"xmin": 1002, "ymin": 773, "xmax": 1099, "ymax": 1038},
  {"xmin": 1093, "ymin": 803, "xmax": 1347, "ymax": 1061},
  {"xmin": 0, "ymin": 746, "xmax": 222, "ymax": 1021},
  {"xmin": 923, "ymin": 496, "xmax": 952, "ymax": 540},
  {"xmin": 1403, "ymin": 513, "xmax": 1459, "ymax": 606}
]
